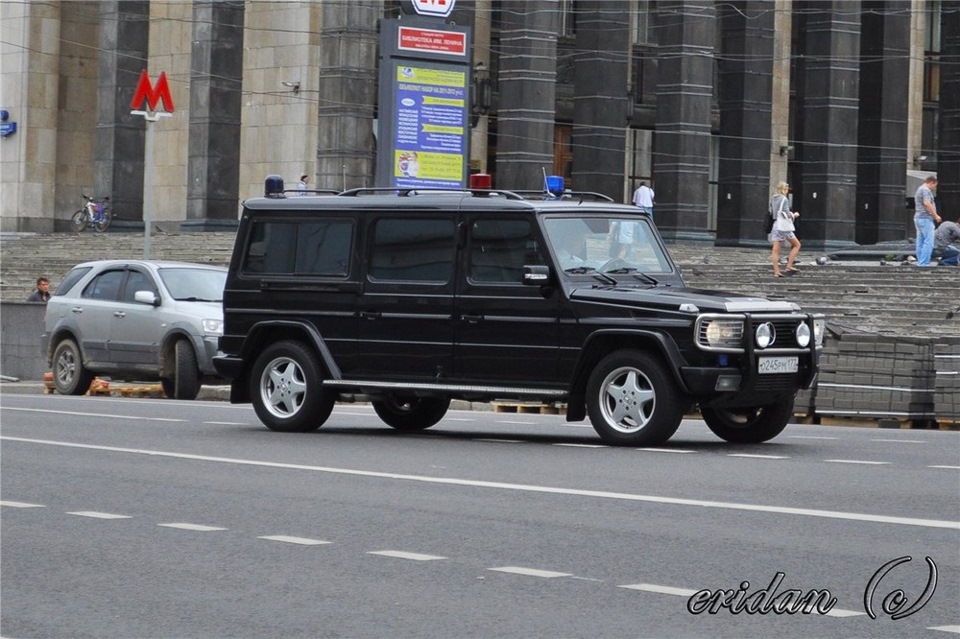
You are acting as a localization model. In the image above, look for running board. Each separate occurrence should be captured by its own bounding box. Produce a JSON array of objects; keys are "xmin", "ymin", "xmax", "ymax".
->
[{"xmin": 323, "ymin": 379, "xmax": 566, "ymax": 398}]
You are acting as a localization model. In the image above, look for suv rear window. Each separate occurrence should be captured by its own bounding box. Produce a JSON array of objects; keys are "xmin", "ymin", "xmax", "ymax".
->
[{"xmin": 243, "ymin": 219, "xmax": 353, "ymax": 276}]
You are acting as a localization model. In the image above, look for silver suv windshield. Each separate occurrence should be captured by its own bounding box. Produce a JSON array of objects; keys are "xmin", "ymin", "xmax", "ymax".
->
[
  {"xmin": 543, "ymin": 215, "xmax": 672, "ymax": 278},
  {"xmin": 158, "ymin": 267, "xmax": 227, "ymax": 302}
]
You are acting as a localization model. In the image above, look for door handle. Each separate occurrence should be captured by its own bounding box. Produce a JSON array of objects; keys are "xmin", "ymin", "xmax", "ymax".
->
[
  {"xmin": 71, "ymin": 307, "xmax": 83, "ymax": 314},
  {"xmin": 360, "ymin": 311, "xmax": 381, "ymax": 320},
  {"xmin": 462, "ymin": 314, "xmax": 483, "ymax": 323},
  {"xmin": 113, "ymin": 312, "xmax": 126, "ymax": 318}
]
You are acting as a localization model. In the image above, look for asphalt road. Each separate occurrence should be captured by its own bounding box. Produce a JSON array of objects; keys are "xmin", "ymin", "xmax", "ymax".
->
[{"xmin": 2, "ymin": 393, "xmax": 958, "ymax": 639}]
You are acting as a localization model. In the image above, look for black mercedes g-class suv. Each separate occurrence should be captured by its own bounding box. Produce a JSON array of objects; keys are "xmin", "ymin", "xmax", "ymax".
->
[{"xmin": 214, "ymin": 178, "xmax": 823, "ymax": 446}]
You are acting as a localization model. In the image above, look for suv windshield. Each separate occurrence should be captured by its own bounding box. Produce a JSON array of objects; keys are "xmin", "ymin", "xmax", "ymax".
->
[
  {"xmin": 543, "ymin": 215, "xmax": 671, "ymax": 277},
  {"xmin": 158, "ymin": 267, "xmax": 227, "ymax": 302}
]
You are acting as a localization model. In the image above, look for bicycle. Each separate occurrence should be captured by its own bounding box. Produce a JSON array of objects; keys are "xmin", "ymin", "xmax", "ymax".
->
[{"xmin": 71, "ymin": 194, "xmax": 112, "ymax": 233}]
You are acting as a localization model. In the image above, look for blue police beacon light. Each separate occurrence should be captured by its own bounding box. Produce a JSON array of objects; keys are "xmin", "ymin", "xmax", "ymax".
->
[
  {"xmin": 264, "ymin": 174, "xmax": 285, "ymax": 198},
  {"xmin": 545, "ymin": 175, "xmax": 564, "ymax": 198}
]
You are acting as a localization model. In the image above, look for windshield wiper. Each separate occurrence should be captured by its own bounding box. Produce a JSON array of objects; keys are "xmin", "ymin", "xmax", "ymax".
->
[
  {"xmin": 174, "ymin": 296, "xmax": 220, "ymax": 302},
  {"xmin": 630, "ymin": 272, "xmax": 659, "ymax": 285}
]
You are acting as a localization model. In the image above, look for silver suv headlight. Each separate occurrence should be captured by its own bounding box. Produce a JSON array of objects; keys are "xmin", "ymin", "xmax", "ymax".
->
[{"xmin": 202, "ymin": 319, "xmax": 224, "ymax": 336}]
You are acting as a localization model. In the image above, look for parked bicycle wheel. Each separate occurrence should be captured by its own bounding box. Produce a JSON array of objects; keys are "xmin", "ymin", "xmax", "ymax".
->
[
  {"xmin": 70, "ymin": 210, "xmax": 88, "ymax": 233},
  {"xmin": 93, "ymin": 207, "xmax": 112, "ymax": 233}
]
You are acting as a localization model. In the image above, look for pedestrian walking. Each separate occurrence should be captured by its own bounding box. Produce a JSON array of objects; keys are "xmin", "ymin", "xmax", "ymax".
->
[
  {"xmin": 26, "ymin": 276, "xmax": 50, "ymax": 303},
  {"xmin": 769, "ymin": 182, "xmax": 800, "ymax": 278},
  {"xmin": 914, "ymin": 175, "xmax": 941, "ymax": 266},
  {"xmin": 298, "ymin": 174, "xmax": 309, "ymax": 195},
  {"xmin": 632, "ymin": 181, "xmax": 654, "ymax": 217}
]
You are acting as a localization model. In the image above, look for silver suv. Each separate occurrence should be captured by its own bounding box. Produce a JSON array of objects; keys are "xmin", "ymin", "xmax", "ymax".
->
[{"xmin": 41, "ymin": 260, "xmax": 227, "ymax": 400}]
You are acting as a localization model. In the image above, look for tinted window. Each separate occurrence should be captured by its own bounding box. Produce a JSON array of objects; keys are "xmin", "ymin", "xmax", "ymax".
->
[
  {"xmin": 122, "ymin": 270, "xmax": 157, "ymax": 302},
  {"xmin": 369, "ymin": 218, "xmax": 455, "ymax": 283},
  {"xmin": 243, "ymin": 219, "xmax": 353, "ymax": 276},
  {"xmin": 54, "ymin": 266, "xmax": 92, "ymax": 296},
  {"xmin": 81, "ymin": 269, "xmax": 125, "ymax": 301},
  {"xmin": 469, "ymin": 219, "xmax": 543, "ymax": 284}
]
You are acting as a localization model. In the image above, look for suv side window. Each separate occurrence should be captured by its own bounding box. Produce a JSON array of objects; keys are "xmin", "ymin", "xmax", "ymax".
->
[
  {"xmin": 81, "ymin": 269, "xmax": 125, "ymax": 301},
  {"xmin": 121, "ymin": 269, "xmax": 157, "ymax": 302},
  {"xmin": 243, "ymin": 219, "xmax": 353, "ymax": 276},
  {"xmin": 369, "ymin": 217, "xmax": 455, "ymax": 283},
  {"xmin": 54, "ymin": 266, "xmax": 93, "ymax": 296},
  {"xmin": 469, "ymin": 218, "xmax": 543, "ymax": 284}
]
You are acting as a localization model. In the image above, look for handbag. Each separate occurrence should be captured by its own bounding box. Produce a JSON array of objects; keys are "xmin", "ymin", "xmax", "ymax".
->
[{"xmin": 774, "ymin": 197, "xmax": 794, "ymax": 233}]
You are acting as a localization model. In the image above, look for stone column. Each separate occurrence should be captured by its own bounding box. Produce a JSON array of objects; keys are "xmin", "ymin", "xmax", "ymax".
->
[
  {"xmin": 938, "ymin": 3, "xmax": 960, "ymax": 217},
  {"xmin": 470, "ymin": 0, "xmax": 492, "ymax": 174},
  {"xmin": 571, "ymin": 1, "xmax": 629, "ymax": 200},
  {"xmin": 795, "ymin": 1, "xmax": 861, "ymax": 249},
  {"xmin": 716, "ymin": 1, "xmax": 775, "ymax": 247},
  {"xmin": 184, "ymin": 1, "xmax": 244, "ymax": 231},
  {"xmin": 95, "ymin": 0, "xmax": 149, "ymax": 228},
  {"xmin": 855, "ymin": 1, "xmax": 910, "ymax": 245},
  {"xmin": 316, "ymin": 1, "xmax": 381, "ymax": 191},
  {"xmin": 496, "ymin": 0, "xmax": 559, "ymax": 191},
  {"xmin": 653, "ymin": 0, "xmax": 715, "ymax": 242}
]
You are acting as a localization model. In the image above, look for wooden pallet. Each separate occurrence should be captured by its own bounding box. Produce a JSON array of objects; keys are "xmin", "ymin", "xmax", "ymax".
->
[{"xmin": 491, "ymin": 401, "xmax": 565, "ymax": 415}]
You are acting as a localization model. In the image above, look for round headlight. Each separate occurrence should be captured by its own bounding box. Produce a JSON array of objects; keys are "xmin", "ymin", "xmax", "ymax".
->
[
  {"xmin": 795, "ymin": 322, "xmax": 811, "ymax": 347},
  {"xmin": 755, "ymin": 322, "xmax": 775, "ymax": 349}
]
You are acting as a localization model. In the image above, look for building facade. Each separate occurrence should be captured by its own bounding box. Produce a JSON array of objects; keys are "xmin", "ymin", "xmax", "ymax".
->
[{"xmin": 2, "ymin": 0, "xmax": 956, "ymax": 249}]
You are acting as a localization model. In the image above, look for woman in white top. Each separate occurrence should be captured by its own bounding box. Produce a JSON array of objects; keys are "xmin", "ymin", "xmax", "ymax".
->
[{"xmin": 769, "ymin": 182, "xmax": 801, "ymax": 278}]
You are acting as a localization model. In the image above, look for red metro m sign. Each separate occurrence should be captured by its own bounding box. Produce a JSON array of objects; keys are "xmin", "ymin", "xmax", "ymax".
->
[{"xmin": 130, "ymin": 70, "xmax": 175, "ymax": 113}]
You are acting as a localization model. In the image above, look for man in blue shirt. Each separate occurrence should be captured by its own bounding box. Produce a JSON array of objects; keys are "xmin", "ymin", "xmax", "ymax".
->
[{"xmin": 914, "ymin": 176, "xmax": 942, "ymax": 266}]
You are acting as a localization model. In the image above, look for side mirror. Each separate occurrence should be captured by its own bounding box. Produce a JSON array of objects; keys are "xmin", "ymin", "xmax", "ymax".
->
[
  {"xmin": 522, "ymin": 265, "xmax": 550, "ymax": 286},
  {"xmin": 134, "ymin": 290, "xmax": 160, "ymax": 307}
]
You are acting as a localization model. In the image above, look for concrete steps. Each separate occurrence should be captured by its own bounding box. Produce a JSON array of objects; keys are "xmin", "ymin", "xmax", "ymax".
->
[{"xmin": 3, "ymin": 231, "xmax": 959, "ymax": 337}]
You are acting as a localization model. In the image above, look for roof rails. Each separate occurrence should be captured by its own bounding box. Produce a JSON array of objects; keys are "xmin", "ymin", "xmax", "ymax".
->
[
  {"xmin": 339, "ymin": 186, "xmax": 526, "ymax": 201},
  {"xmin": 282, "ymin": 189, "xmax": 341, "ymax": 196},
  {"xmin": 511, "ymin": 190, "xmax": 614, "ymax": 203}
]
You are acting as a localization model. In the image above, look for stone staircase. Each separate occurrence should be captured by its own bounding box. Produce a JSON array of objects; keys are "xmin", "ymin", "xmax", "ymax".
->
[{"xmin": 2, "ymin": 230, "xmax": 959, "ymax": 335}]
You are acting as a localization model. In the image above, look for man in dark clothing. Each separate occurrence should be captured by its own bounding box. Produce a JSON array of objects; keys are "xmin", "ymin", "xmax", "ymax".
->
[
  {"xmin": 26, "ymin": 276, "xmax": 51, "ymax": 303},
  {"xmin": 935, "ymin": 220, "xmax": 960, "ymax": 266}
]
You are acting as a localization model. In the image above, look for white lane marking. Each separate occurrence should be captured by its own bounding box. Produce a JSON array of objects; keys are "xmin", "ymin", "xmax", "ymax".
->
[
  {"xmin": 929, "ymin": 626, "xmax": 960, "ymax": 634},
  {"xmin": 728, "ymin": 454, "xmax": 790, "ymax": 460},
  {"xmin": 554, "ymin": 443, "xmax": 607, "ymax": 448},
  {"xmin": 203, "ymin": 422, "xmax": 248, "ymax": 426},
  {"xmin": 4, "ymin": 436, "xmax": 958, "ymax": 530},
  {"xmin": 871, "ymin": 439, "xmax": 926, "ymax": 444},
  {"xmin": 2, "ymin": 407, "xmax": 185, "ymax": 422},
  {"xmin": 445, "ymin": 417, "xmax": 475, "ymax": 422},
  {"xmin": 475, "ymin": 438, "xmax": 525, "ymax": 443},
  {"xmin": 0, "ymin": 501, "xmax": 45, "ymax": 508},
  {"xmin": 157, "ymin": 523, "xmax": 227, "ymax": 532},
  {"xmin": 258, "ymin": 535, "xmax": 331, "ymax": 546},
  {"xmin": 497, "ymin": 420, "xmax": 536, "ymax": 425},
  {"xmin": 618, "ymin": 583, "xmax": 864, "ymax": 617},
  {"xmin": 67, "ymin": 511, "xmax": 131, "ymax": 519},
  {"xmin": 929, "ymin": 465, "xmax": 960, "ymax": 470},
  {"xmin": 824, "ymin": 459, "xmax": 891, "ymax": 466},
  {"xmin": 619, "ymin": 583, "xmax": 698, "ymax": 596},
  {"xmin": 787, "ymin": 435, "xmax": 838, "ymax": 440},
  {"xmin": 638, "ymin": 447, "xmax": 696, "ymax": 454},
  {"xmin": 367, "ymin": 550, "xmax": 446, "ymax": 561},
  {"xmin": 489, "ymin": 566, "xmax": 571, "ymax": 578}
]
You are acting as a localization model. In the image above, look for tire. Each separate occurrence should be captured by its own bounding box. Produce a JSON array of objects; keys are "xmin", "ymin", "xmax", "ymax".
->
[
  {"xmin": 93, "ymin": 207, "xmax": 112, "ymax": 233},
  {"xmin": 250, "ymin": 340, "xmax": 335, "ymax": 432},
  {"xmin": 372, "ymin": 396, "xmax": 451, "ymax": 431},
  {"xmin": 586, "ymin": 350, "xmax": 685, "ymax": 446},
  {"xmin": 701, "ymin": 397, "xmax": 795, "ymax": 444},
  {"xmin": 71, "ymin": 210, "xmax": 88, "ymax": 233},
  {"xmin": 161, "ymin": 377, "xmax": 175, "ymax": 399},
  {"xmin": 52, "ymin": 338, "xmax": 94, "ymax": 395},
  {"xmin": 167, "ymin": 339, "xmax": 201, "ymax": 400}
]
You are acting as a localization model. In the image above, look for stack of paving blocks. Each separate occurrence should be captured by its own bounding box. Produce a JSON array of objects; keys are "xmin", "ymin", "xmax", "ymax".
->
[
  {"xmin": 934, "ymin": 339, "xmax": 960, "ymax": 423},
  {"xmin": 813, "ymin": 330, "xmax": 935, "ymax": 420}
]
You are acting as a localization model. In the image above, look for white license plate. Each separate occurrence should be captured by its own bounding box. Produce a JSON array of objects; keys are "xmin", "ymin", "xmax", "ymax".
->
[{"xmin": 758, "ymin": 356, "xmax": 799, "ymax": 374}]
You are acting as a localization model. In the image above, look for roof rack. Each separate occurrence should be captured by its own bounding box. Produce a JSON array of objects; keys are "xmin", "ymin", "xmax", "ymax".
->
[
  {"xmin": 511, "ymin": 190, "xmax": 614, "ymax": 203},
  {"xmin": 339, "ymin": 186, "xmax": 526, "ymax": 201},
  {"xmin": 282, "ymin": 189, "xmax": 341, "ymax": 196}
]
